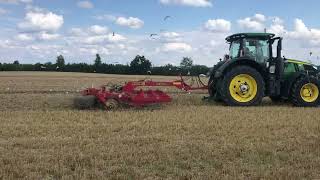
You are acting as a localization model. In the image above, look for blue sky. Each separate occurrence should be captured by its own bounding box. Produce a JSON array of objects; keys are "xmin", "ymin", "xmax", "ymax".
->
[{"xmin": 0, "ymin": 0, "xmax": 320, "ymax": 66}]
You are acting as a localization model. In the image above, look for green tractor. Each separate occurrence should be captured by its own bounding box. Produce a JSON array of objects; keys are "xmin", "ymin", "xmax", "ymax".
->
[{"xmin": 209, "ymin": 33, "xmax": 320, "ymax": 107}]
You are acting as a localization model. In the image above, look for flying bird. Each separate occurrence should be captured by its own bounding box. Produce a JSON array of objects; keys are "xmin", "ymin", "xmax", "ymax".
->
[
  {"xmin": 164, "ymin": 16, "xmax": 171, "ymax": 21},
  {"xmin": 150, "ymin": 34, "xmax": 158, "ymax": 37}
]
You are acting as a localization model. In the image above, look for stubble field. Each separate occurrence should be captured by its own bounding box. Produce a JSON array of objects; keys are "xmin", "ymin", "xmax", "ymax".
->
[{"xmin": 0, "ymin": 71, "xmax": 320, "ymax": 179}]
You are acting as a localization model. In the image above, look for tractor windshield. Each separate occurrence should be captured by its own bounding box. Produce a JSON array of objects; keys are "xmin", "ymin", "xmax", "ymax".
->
[
  {"xmin": 229, "ymin": 38, "xmax": 270, "ymax": 63},
  {"xmin": 243, "ymin": 39, "xmax": 270, "ymax": 63}
]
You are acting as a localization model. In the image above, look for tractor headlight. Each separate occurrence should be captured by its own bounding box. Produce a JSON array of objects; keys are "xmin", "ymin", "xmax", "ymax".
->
[{"xmin": 269, "ymin": 65, "xmax": 276, "ymax": 74}]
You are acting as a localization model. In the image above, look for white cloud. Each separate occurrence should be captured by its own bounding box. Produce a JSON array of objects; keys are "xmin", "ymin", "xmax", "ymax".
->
[
  {"xmin": 162, "ymin": 32, "xmax": 180, "ymax": 38},
  {"xmin": 288, "ymin": 19, "xmax": 311, "ymax": 39},
  {"xmin": 15, "ymin": 33, "xmax": 34, "ymax": 41},
  {"xmin": 269, "ymin": 24, "xmax": 286, "ymax": 36},
  {"xmin": 162, "ymin": 42, "xmax": 192, "ymax": 52},
  {"xmin": 80, "ymin": 47, "xmax": 98, "ymax": 55},
  {"xmin": 160, "ymin": 31, "xmax": 182, "ymax": 42},
  {"xmin": 88, "ymin": 25, "xmax": 108, "ymax": 35},
  {"xmin": 284, "ymin": 19, "xmax": 320, "ymax": 47},
  {"xmin": 238, "ymin": 14, "xmax": 266, "ymax": 31},
  {"xmin": 0, "ymin": 0, "xmax": 32, "ymax": 4},
  {"xmin": 95, "ymin": 14, "xmax": 117, "ymax": 21},
  {"xmin": 204, "ymin": 19, "xmax": 231, "ymax": 33},
  {"xmin": 266, "ymin": 17, "xmax": 286, "ymax": 36},
  {"xmin": 159, "ymin": 0, "xmax": 212, "ymax": 7},
  {"xmin": 18, "ymin": 11, "xmax": 64, "ymax": 32},
  {"xmin": 271, "ymin": 17, "xmax": 284, "ymax": 25},
  {"xmin": 108, "ymin": 33, "xmax": 126, "ymax": 42},
  {"xmin": 252, "ymin": 14, "xmax": 266, "ymax": 22},
  {"xmin": 77, "ymin": 1, "xmax": 94, "ymax": 9},
  {"xmin": 83, "ymin": 33, "xmax": 126, "ymax": 44},
  {"xmin": 38, "ymin": 32, "xmax": 60, "ymax": 40},
  {"xmin": 69, "ymin": 28, "xmax": 86, "ymax": 36},
  {"xmin": 115, "ymin": 17, "xmax": 144, "ymax": 29}
]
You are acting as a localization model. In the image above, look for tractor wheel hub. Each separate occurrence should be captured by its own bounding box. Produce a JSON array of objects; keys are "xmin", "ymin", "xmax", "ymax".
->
[{"xmin": 240, "ymin": 84, "xmax": 249, "ymax": 93}]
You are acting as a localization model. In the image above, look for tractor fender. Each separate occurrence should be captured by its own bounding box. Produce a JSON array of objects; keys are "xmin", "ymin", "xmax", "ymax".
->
[{"xmin": 213, "ymin": 58, "xmax": 267, "ymax": 81}]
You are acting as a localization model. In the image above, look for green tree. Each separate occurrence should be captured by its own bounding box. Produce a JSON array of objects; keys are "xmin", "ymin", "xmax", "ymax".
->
[
  {"xmin": 56, "ymin": 55, "xmax": 65, "ymax": 70},
  {"xmin": 130, "ymin": 55, "xmax": 152, "ymax": 74},
  {"xmin": 94, "ymin": 54, "xmax": 102, "ymax": 67},
  {"xmin": 180, "ymin": 57, "xmax": 193, "ymax": 70},
  {"xmin": 13, "ymin": 60, "xmax": 20, "ymax": 65},
  {"xmin": 94, "ymin": 54, "xmax": 102, "ymax": 72}
]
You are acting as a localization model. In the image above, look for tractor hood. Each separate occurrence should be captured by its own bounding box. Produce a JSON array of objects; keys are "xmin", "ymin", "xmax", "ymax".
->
[
  {"xmin": 286, "ymin": 58, "xmax": 320, "ymax": 77},
  {"xmin": 285, "ymin": 59, "xmax": 314, "ymax": 66}
]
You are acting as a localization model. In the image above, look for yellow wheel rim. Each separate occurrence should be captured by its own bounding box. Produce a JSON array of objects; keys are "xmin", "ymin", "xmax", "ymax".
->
[
  {"xmin": 300, "ymin": 83, "xmax": 319, "ymax": 103},
  {"xmin": 229, "ymin": 74, "xmax": 258, "ymax": 103}
]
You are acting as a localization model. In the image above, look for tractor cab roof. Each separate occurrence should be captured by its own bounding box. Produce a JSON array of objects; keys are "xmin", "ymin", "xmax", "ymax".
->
[{"xmin": 226, "ymin": 33, "xmax": 275, "ymax": 42}]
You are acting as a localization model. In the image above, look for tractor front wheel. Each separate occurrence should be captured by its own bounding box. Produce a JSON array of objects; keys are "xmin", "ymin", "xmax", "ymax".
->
[
  {"xmin": 291, "ymin": 77, "xmax": 320, "ymax": 107},
  {"xmin": 219, "ymin": 66, "xmax": 265, "ymax": 106}
]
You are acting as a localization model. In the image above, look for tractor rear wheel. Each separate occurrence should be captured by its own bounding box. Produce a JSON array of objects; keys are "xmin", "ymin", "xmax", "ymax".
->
[
  {"xmin": 291, "ymin": 77, "xmax": 320, "ymax": 107},
  {"xmin": 208, "ymin": 77, "xmax": 223, "ymax": 102},
  {"xmin": 74, "ymin": 95, "xmax": 96, "ymax": 109},
  {"xmin": 219, "ymin": 66, "xmax": 265, "ymax": 106}
]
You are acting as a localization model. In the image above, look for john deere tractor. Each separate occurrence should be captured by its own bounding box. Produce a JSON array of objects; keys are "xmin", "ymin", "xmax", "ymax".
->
[{"xmin": 209, "ymin": 33, "xmax": 320, "ymax": 107}]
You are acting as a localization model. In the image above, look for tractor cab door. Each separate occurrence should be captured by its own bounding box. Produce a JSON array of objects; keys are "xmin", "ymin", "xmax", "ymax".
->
[{"xmin": 267, "ymin": 37, "xmax": 284, "ymax": 96}]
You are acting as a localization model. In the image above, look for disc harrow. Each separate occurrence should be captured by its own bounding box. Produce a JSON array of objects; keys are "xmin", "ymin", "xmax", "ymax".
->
[{"xmin": 74, "ymin": 75, "xmax": 208, "ymax": 110}]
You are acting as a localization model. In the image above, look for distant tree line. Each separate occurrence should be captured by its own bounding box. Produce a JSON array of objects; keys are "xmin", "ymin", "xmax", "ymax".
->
[{"xmin": 0, "ymin": 54, "xmax": 210, "ymax": 76}]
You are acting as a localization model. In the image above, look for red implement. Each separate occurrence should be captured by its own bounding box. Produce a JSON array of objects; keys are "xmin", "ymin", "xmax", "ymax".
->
[{"xmin": 80, "ymin": 75, "xmax": 208, "ymax": 109}]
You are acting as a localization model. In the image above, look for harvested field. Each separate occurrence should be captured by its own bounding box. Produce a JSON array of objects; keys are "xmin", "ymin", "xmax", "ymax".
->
[{"xmin": 0, "ymin": 71, "xmax": 320, "ymax": 179}]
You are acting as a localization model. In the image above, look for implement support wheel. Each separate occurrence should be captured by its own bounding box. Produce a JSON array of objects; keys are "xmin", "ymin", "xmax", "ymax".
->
[{"xmin": 105, "ymin": 99, "xmax": 119, "ymax": 110}]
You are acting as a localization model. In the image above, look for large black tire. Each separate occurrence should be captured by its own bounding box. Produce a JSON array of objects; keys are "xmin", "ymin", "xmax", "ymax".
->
[
  {"xmin": 208, "ymin": 77, "xmax": 223, "ymax": 102},
  {"xmin": 219, "ymin": 66, "xmax": 265, "ymax": 106},
  {"xmin": 74, "ymin": 95, "xmax": 96, "ymax": 109},
  {"xmin": 291, "ymin": 77, "xmax": 320, "ymax": 107}
]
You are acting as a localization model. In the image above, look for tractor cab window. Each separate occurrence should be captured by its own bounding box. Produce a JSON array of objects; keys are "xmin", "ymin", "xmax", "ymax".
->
[
  {"xmin": 229, "ymin": 40, "xmax": 241, "ymax": 59},
  {"xmin": 243, "ymin": 39, "xmax": 269, "ymax": 63}
]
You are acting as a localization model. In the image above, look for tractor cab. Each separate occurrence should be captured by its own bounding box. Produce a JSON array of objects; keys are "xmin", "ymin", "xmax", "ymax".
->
[
  {"xmin": 226, "ymin": 33, "xmax": 283, "ymax": 67},
  {"xmin": 209, "ymin": 33, "xmax": 320, "ymax": 107},
  {"xmin": 227, "ymin": 33, "xmax": 275, "ymax": 64}
]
